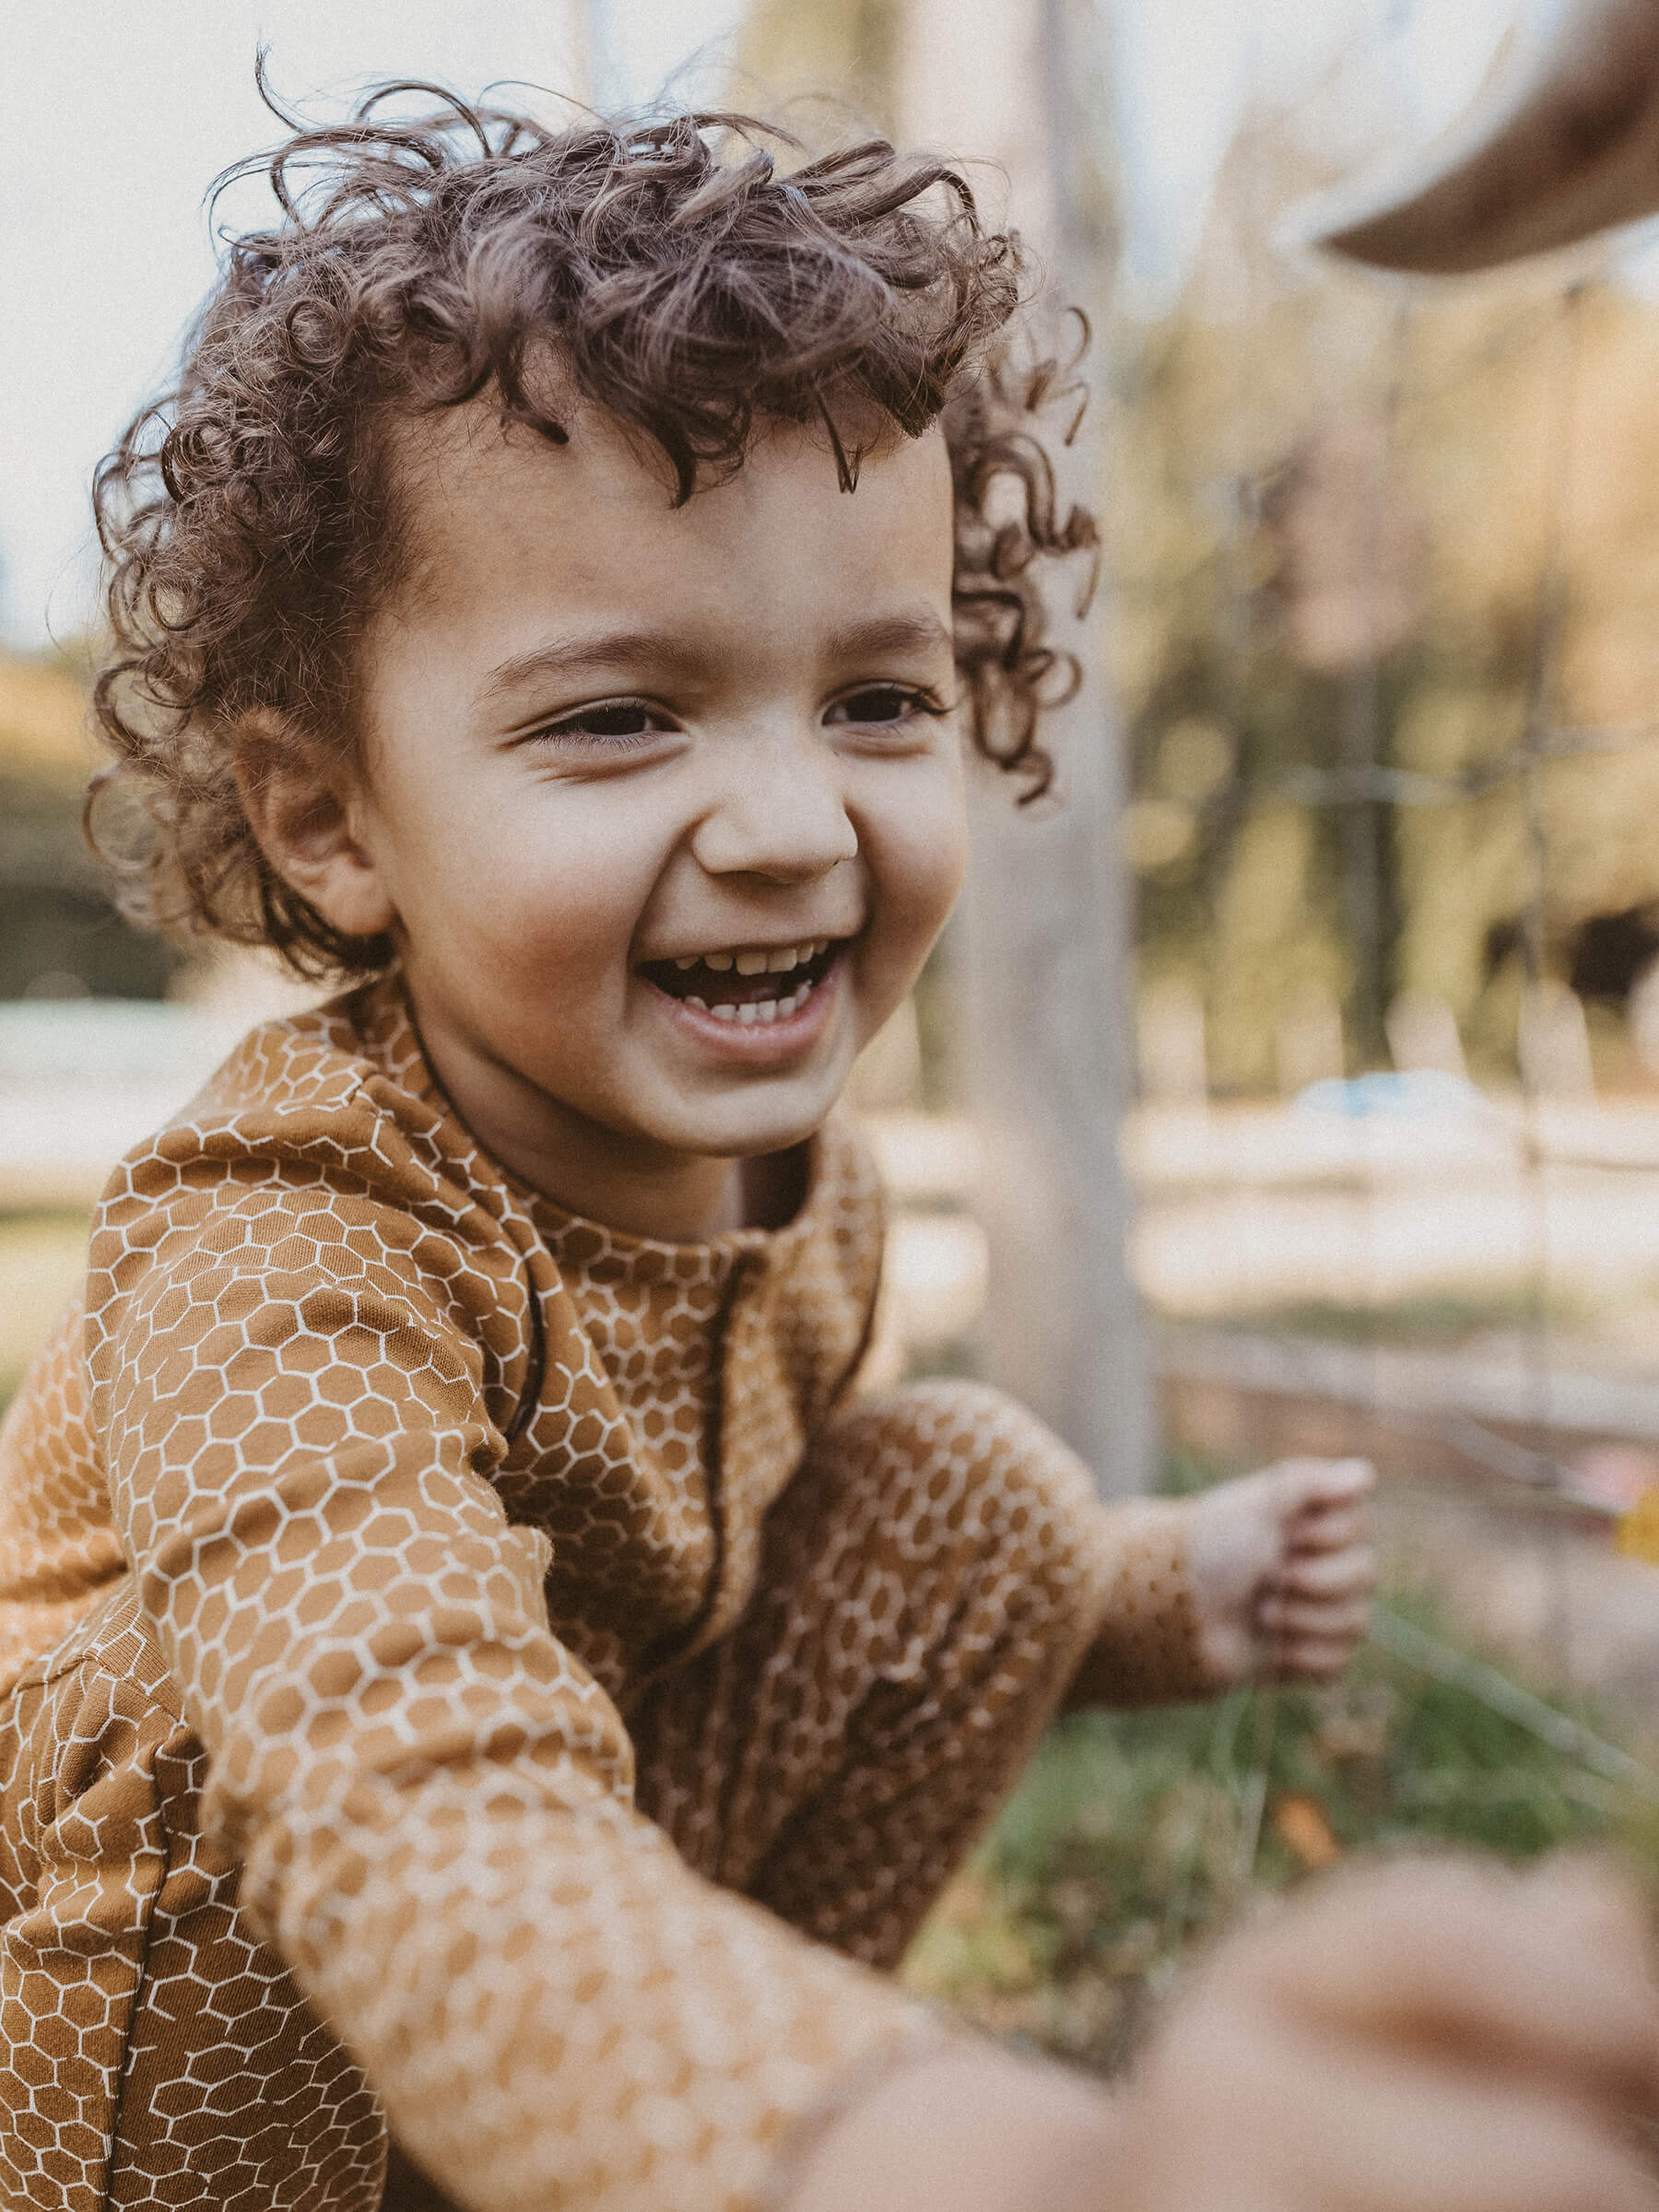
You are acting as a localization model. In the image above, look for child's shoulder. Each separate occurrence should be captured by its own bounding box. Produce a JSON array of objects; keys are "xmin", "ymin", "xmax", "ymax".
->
[
  {"xmin": 97, "ymin": 973, "xmax": 486, "ymax": 1238},
  {"xmin": 188, "ymin": 974, "xmax": 419, "ymax": 1124}
]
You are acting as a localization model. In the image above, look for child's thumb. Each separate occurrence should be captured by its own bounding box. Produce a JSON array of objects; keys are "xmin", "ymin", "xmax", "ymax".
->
[{"xmin": 1265, "ymin": 1455, "xmax": 1374, "ymax": 1514}]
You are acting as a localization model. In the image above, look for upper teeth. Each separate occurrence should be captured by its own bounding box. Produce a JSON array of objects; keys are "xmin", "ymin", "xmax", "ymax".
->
[{"xmin": 673, "ymin": 939, "xmax": 830, "ymax": 973}]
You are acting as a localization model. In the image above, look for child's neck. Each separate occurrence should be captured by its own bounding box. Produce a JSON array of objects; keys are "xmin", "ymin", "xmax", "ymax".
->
[
  {"xmin": 524, "ymin": 1141, "xmax": 808, "ymax": 1241},
  {"xmin": 548, "ymin": 1145, "xmax": 742, "ymax": 1241},
  {"xmin": 520, "ymin": 1141, "xmax": 806, "ymax": 1242},
  {"xmin": 418, "ymin": 1017, "xmax": 808, "ymax": 1241},
  {"xmin": 485, "ymin": 1105, "xmax": 754, "ymax": 1241}
]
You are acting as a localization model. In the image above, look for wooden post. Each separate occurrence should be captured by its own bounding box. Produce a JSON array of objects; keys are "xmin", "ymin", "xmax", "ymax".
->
[{"xmin": 898, "ymin": 0, "xmax": 1154, "ymax": 1496}]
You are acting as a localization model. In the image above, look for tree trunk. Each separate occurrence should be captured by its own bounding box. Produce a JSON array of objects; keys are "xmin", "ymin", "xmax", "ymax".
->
[{"xmin": 897, "ymin": 0, "xmax": 1154, "ymax": 1497}]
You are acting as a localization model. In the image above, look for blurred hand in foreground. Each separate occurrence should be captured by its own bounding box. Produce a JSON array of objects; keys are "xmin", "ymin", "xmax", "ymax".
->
[
  {"xmin": 785, "ymin": 1854, "xmax": 1659, "ymax": 2212},
  {"xmin": 1114, "ymin": 1853, "xmax": 1659, "ymax": 2212}
]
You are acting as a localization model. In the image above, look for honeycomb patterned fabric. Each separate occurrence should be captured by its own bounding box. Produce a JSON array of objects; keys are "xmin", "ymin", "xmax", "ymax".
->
[{"xmin": 0, "ymin": 975, "xmax": 1209, "ymax": 2212}]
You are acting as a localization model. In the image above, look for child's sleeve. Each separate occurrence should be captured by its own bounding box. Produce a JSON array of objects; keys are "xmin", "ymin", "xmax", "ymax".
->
[
  {"xmin": 87, "ymin": 1113, "xmax": 946, "ymax": 2212},
  {"xmin": 1063, "ymin": 1499, "xmax": 1216, "ymax": 1708}
]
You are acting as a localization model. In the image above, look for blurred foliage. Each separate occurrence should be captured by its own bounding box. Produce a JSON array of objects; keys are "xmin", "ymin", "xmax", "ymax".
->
[
  {"xmin": 1106, "ymin": 126, "xmax": 1659, "ymax": 1093},
  {"xmin": 0, "ymin": 653, "xmax": 94, "ymax": 793},
  {"xmin": 0, "ymin": 649, "xmax": 180, "ymax": 1000},
  {"xmin": 904, "ymin": 1583, "xmax": 1659, "ymax": 2073},
  {"xmin": 1219, "ymin": 1287, "xmax": 1585, "ymax": 1345}
]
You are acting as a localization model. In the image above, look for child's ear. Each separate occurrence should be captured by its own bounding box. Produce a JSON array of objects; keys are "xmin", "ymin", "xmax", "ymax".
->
[{"xmin": 231, "ymin": 710, "xmax": 396, "ymax": 941}]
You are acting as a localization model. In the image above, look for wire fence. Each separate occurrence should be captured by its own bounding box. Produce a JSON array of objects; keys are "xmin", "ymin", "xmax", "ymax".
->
[{"xmin": 1111, "ymin": 112, "xmax": 1659, "ymax": 1719}]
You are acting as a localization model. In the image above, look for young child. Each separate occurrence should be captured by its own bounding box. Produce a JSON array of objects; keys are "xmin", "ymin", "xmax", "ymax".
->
[{"xmin": 0, "ymin": 85, "xmax": 1653, "ymax": 2212}]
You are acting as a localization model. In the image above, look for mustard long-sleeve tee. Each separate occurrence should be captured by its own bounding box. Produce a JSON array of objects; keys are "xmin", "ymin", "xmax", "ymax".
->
[{"xmin": 0, "ymin": 974, "xmax": 1206, "ymax": 2211}]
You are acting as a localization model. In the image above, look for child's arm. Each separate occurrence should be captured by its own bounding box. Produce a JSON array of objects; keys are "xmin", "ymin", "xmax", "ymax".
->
[
  {"xmin": 88, "ymin": 1111, "xmax": 947, "ymax": 2212},
  {"xmin": 783, "ymin": 1855, "xmax": 1659, "ymax": 2212}
]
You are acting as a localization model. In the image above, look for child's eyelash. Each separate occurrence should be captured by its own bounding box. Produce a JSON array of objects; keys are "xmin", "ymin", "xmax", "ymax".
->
[
  {"xmin": 522, "ymin": 685, "xmax": 952, "ymax": 748},
  {"xmin": 827, "ymin": 683, "xmax": 953, "ymax": 724},
  {"xmin": 528, "ymin": 701, "xmax": 669, "ymax": 747}
]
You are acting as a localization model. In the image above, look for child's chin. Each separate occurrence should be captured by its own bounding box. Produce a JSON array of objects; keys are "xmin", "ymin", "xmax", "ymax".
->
[
  {"xmin": 711, "ymin": 1090, "xmax": 840, "ymax": 1157},
  {"xmin": 674, "ymin": 1065, "xmax": 848, "ymax": 1159}
]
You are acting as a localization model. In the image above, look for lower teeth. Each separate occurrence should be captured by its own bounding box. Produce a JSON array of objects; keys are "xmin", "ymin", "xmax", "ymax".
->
[{"xmin": 696, "ymin": 981, "xmax": 812, "ymax": 1024}]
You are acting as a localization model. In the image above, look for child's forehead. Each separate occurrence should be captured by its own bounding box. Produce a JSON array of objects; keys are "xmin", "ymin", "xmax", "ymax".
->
[
  {"xmin": 392, "ymin": 386, "xmax": 686, "ymax": 520},
  {"xmin": 393, "ymin": 385, "xmax": 939, "ymax": 507},
  {"xmin": 382, "ymin": 394, "xmax": 955, "ymax": 619}
]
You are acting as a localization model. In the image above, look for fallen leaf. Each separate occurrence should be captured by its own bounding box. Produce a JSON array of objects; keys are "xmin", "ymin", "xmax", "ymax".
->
[{"xmin": 1272, "ymin": 1793, "xmax": 1342, "ymax": 1870}]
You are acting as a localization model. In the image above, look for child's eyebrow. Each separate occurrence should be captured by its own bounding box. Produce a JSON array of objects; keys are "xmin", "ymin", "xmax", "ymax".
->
[
  {"xmin": 479, "ymin": 610, "xmax": 954, "ymax": 708},
  {"xmin": 479, "ymin": 629, "xmax": 697, "ymax": 704},
  {"xmin": 821, "ymin": 610, "xmax": 954, "ymax": 665}
]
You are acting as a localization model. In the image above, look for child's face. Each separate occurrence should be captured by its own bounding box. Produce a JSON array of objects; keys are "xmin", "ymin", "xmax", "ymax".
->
[{"xmin": 335, "ymin": 398, "xmax": 968, "ymax": 1224}]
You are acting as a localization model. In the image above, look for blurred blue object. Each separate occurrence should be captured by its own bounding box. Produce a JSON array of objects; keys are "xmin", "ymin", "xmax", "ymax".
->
[{"xmin": 1295, "ymin": 1069, "xmax": 1488, "ymax": 1118}]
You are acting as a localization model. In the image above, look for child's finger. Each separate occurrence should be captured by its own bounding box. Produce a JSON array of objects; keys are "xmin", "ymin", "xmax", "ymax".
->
[
  {"xmin": 1260, "ymin": 1456, "xmax": 1374, "ymax": 1516},
  {"xmin": 1253, "ymin": 1856, "xmax": 1659, "ymax": 2118},
  {"xmin": 1271, "ymin": 1634, "xmax": 1367, "ymax": 1679},
  {"xmin": 1276, "ymin": 1546, "xmax": 1376, "ymax": 1599},
  {"xmin": 1287, "ymin": 1477, "xmax": 1374, "ymax": 1544},
  {"xmin": 1292, "ymin": 1454, "xmax": 1373, "ymax": 1501},
  {"xmin": 1259, "ymin": 1593, "xmax": 1372, "ymax": 1641},
  {"xmin": 1144, "ymin": 1978, "xmax": 1659, "ymax": 2212},
  {"xmin": 1269, "ymin": 2051, "xmax": 1659, "ymax": 2212},
  {"xmin": 1285, "ymin": 1500, "xmax": 1370, "ymax": 1554}
]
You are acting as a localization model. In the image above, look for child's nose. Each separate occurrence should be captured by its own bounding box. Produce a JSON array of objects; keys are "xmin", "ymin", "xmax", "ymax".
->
[{"xmin": 689, "ymin": 740, "xmax": 859, "ymax": 882}]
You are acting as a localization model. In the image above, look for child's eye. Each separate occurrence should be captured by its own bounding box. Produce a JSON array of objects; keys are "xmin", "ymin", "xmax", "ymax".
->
[
  {"xmin": 530, "ymin": 700, "xmax": 674, "ymax": 747},
  {"xmin": 824, "ymin": 684, "xmax": 944, "ymax": 728}
]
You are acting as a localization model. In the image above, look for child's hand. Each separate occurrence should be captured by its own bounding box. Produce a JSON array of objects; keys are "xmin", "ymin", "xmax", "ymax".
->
[
  {"xmin": 1185, "ymin": 1457, "xmax": 1375, "ymax": 1688},
  {"xmin": 786, "ymin": 1855, "xmax": 1659, "ymax": 2212},
  {"xmin": 1115, "ymin": 1853, "xmax": 1659, "ymax": 2212}
]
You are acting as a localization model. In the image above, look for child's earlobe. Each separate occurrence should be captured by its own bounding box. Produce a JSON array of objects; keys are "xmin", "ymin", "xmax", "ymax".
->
[{"xmin": 231, "ymin": 711, "xmax": 396, "ymax": 941}]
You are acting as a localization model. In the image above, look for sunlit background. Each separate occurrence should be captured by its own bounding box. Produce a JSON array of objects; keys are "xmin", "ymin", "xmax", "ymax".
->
[
  {"xmin": 6, "ymin": 0, "xmax": 1659, "ymax": 2063},
  {"xmin": 1, "ymin": 0, "xmax": 1541, "ymax": 653}
]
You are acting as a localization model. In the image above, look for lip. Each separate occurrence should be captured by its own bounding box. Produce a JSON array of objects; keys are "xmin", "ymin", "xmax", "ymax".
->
[{"xmin": 638, "ymin": 949, "xmax": 845, "ymax": 1062}]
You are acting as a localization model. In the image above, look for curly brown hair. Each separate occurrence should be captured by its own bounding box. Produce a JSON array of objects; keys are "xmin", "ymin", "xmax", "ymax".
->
[{"xmin": 92, "ymin": 78, "xmax": 1098, "ymax": 978}]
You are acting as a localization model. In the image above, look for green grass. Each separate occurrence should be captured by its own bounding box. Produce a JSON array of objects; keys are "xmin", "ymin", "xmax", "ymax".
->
[{"xmin": 903, "ymin": 1584, "xmax": 1659, "ymax": 2072}]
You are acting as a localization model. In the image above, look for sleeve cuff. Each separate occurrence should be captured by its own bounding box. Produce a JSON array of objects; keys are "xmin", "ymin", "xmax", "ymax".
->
[{"xmin": 1062, "ymin": 1498, "xmax": 1213, "ymax": 1710}]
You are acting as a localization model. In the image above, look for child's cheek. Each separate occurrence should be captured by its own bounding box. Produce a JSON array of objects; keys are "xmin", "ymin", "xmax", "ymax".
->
[
  {"xmin": 910, "ymin": 773, "xmax": 971, "ymax": 935},
  {"xmin": 876, "ymin": 788, "xmax": 969, "ymax": 996}
]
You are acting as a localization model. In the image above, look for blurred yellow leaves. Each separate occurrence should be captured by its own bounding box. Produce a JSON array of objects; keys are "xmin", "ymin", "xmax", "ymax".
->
[
  {"xmin": 0, "ymin": 653, "xmax": 94, "ymax": 793},
  {"xmin": 1108, "ymin": 271, "xmax": 1659, "ymax": 1089},
  {"xmin": 1207, "ymin": 807, "xmax": 1347, "ymax": 1091},
  {"xmin": 1122, "ymin": 717, "xmax": 1238, "ymax": 877},
  {"xmin": 1156, "ymin": 714, "xmax": 1234, "ymax": 803},
  {"xmin": 1122, "ymin": 797, "xmax": 1196, "ymax": 871},
  {"xmin": 1616, "ymin": 1488, "xmax": 1659, "ymax": 1565}
]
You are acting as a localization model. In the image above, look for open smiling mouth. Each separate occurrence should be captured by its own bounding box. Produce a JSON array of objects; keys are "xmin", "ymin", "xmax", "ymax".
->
[{"xmin": 636, "ymin": 938, "xmax": 844, "ymax": 1026}]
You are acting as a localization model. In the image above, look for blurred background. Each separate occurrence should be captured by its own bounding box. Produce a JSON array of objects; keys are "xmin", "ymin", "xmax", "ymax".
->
[{"xmin": 6, "ymin": 0, "xmax": 1659, "ymax": 2066}]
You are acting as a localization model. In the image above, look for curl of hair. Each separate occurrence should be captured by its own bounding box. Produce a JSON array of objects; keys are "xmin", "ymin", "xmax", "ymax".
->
[{"xmin": 91, "ymin": 76, "xmax": 1098, "ymax": 977}]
